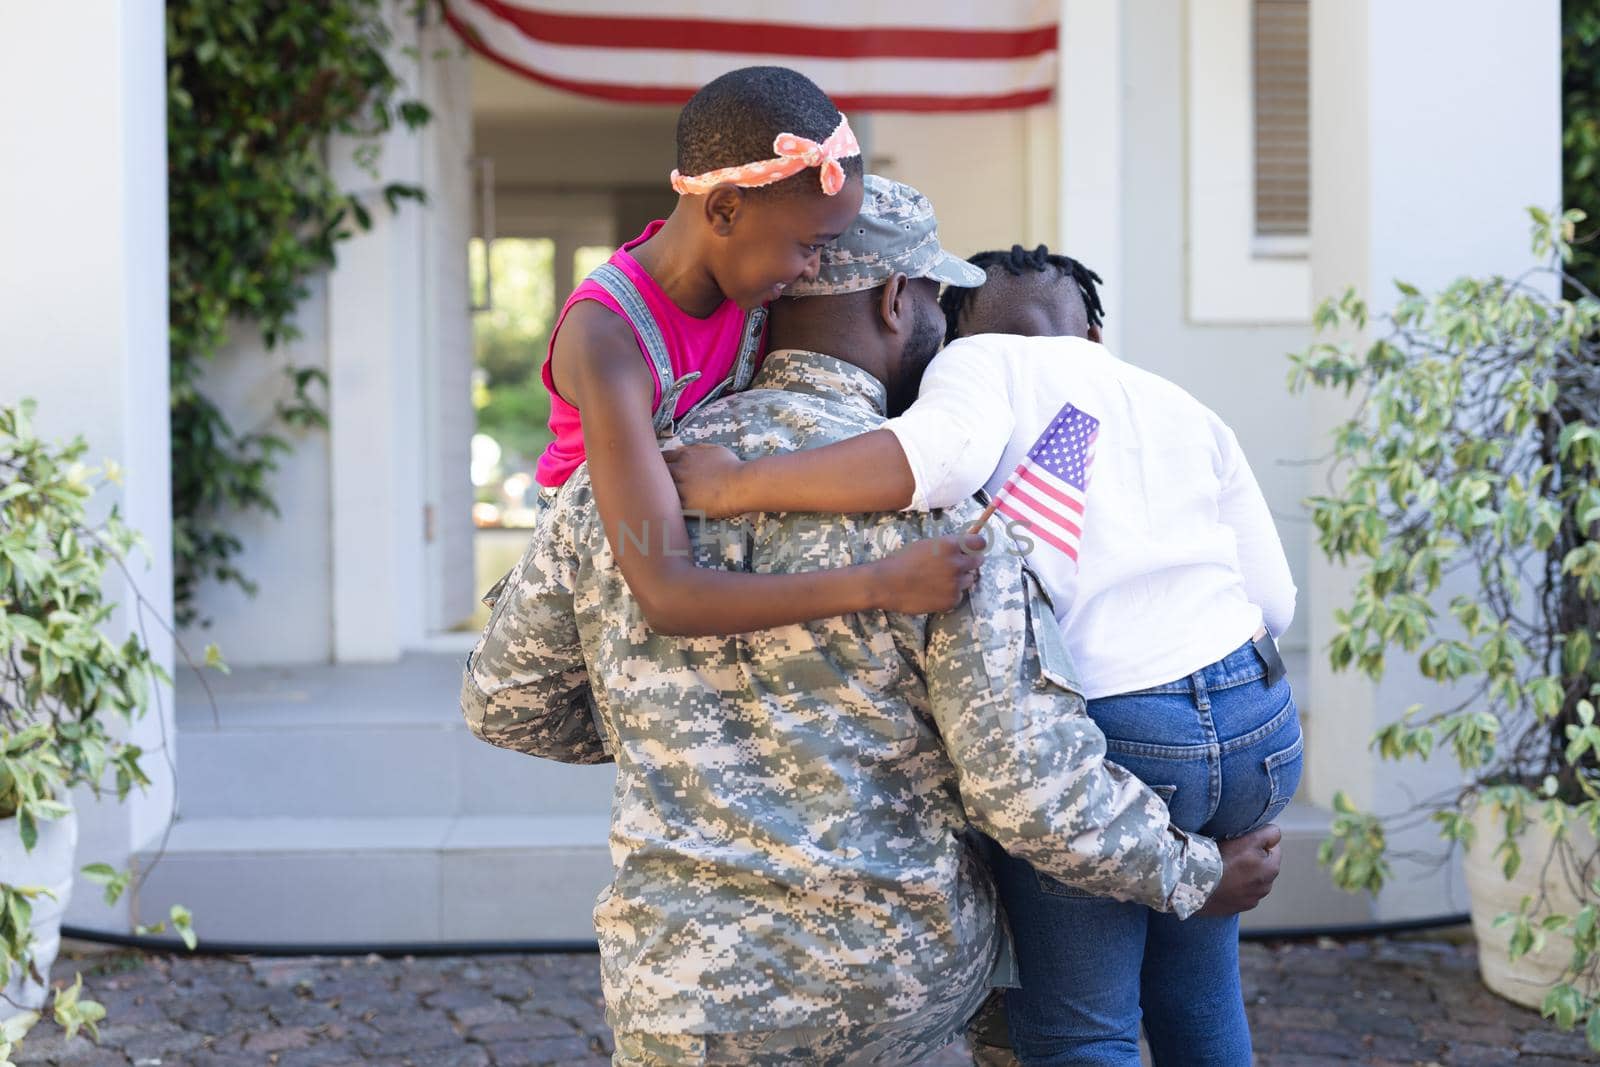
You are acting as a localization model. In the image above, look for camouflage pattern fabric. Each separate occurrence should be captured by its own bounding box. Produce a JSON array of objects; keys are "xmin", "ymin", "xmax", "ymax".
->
[
  {"xmin": 784, "ymin": 174, "xmax": 986, "ymax": 297},
  {"xmin": 461, "ymin": 349, "xmax": 1223, "ymax": 1037},
  {"xmin": 462, "ymin": 509, "xmax": 611, "ymax": 766},
  {"xmin": 612, "ymin": 964, "xmax": 990, "ymax": 1067}
]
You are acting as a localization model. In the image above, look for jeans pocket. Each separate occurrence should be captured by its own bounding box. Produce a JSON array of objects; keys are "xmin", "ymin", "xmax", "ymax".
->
[
  {"xmin": 1034, "ymin": 784, "xmax": 1177, "ymax": 899},
  {"xmin": 1242, "ymin": 734, "xmax": 1304, "ymax": 834}
]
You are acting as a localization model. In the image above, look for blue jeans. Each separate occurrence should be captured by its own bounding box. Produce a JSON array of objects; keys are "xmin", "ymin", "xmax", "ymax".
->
[{"xmin": 991, "ymin": 639, "xmax": 1303, "ymax": 1067}]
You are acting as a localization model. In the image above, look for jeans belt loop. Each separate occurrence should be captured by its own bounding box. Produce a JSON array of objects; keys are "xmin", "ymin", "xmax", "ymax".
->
[{"xmin": 1190, "ymin": 668, "xmax": 1212, "ymax": 711}]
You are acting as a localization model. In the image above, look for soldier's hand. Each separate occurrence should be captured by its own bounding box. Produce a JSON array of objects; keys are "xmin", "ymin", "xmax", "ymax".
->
[
  {"xmin": 1195, "ymin": 824, "xmax": 1283, "ymax": 918},
  {"xmin": 664, "ymin": 444, "xmax": 747, "ymax": 518},
  {"xmin": 874, "ymin": 534, "xmax": 984, "ymax": 615}
]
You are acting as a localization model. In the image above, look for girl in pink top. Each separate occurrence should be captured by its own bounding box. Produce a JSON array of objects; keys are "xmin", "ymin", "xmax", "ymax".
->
[
  {"xmin": 529, "ymin": 66, "xmax": 977, "ymax": 636},
  {"xmin": 535, "ymin": 219, "xmax": 756, "ymax": 488}
]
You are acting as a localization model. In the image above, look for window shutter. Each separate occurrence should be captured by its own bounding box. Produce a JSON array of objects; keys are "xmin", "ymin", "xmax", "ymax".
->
[{"xmin": 1253, "ymin": 0, "xmax": 1309, "ymax": 237}]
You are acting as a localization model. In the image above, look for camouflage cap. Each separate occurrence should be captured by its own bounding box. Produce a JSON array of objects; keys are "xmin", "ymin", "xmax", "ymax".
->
[{"xmin": 785, "ymin": 174, "xmax": 987, "ymax": 298}]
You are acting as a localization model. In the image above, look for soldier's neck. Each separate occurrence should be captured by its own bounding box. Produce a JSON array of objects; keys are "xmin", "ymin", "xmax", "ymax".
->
[{"xmin": 766, "ymin": 300, "xmax": 892, "ymax": 393}]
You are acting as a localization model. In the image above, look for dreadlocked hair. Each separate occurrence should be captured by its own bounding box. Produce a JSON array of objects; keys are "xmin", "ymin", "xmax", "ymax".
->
[
  {"xmin": 939, "ymin": 244, "xmax": 1106, "ymax": 343},
  {"xmin": 676, "ymin": 67, "xmax": 862, "ymax": 198}
]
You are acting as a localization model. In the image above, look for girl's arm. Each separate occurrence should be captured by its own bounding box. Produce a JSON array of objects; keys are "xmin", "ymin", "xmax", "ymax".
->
[
  {"xmin": 665, "ymin": 429, "xmax": 917, "ymax": 517},
  {"xmin": 668, "ymin": 337, "xmax": 1017, "ymax": 519},
  {"xmin": 552, "ymin": 302, "xmax": 981, "ymax": 637}
]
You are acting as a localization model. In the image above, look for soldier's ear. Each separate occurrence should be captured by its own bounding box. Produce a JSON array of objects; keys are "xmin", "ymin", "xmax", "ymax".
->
[{"xmin": 879, "ymin": 272, "xmax": 910, "ymax": 334}]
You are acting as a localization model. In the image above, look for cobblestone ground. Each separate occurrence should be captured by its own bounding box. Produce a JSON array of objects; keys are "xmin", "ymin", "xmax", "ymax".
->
[{"xmin": 9, "ymin": 930, "xmax": 1596, "ymax": 1066}]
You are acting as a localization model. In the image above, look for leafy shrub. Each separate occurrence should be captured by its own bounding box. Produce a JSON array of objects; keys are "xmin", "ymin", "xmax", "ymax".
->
[
  {"xmin": 0, "ymin": 401, "xmax": 196, "ymax": 1059},
  {"xmin": 1291, "ymin": 209, "xmax": 1600, "ymax": 1047}
]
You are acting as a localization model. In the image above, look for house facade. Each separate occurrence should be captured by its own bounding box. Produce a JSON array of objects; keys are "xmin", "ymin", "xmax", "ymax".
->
[{"xmin": 0, "ymin": 0, "xmax": 1562, "ymax": 943}]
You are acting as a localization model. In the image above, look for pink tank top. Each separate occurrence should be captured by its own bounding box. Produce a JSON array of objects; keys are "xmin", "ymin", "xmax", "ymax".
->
[{"xmin": 534, "ymin": 221, "xmax": 764, "ymax": 487}]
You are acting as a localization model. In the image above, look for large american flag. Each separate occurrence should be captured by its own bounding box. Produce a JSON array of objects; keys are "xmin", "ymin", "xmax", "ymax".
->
[
  {"xmin": 443, "ymin": 1, "xmax": 1058, "ymax": 112},
  {"xmin": 991, "ymin": 402, "xmax": 1099, "ymax": 564}
]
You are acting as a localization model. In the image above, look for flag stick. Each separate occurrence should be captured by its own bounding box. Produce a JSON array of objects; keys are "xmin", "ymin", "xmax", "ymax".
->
[{"xmin": 969, "ymin": 496, "xmax": 1001, "ymax": 534}]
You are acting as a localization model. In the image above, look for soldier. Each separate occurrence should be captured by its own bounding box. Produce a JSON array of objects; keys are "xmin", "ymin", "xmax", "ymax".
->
[{"xmin": 462, "ymin": 175, "xmax": 1281, "ymax": 1067}]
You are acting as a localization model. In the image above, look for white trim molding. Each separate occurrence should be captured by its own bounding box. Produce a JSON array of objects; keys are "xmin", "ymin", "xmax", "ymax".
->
[
  {"xmin": 1185, "ymin": 0, "xmax": 1311, "ymax": 324},
  {"xmin": 1058, "ymin": 0, "xmax": 1124, "ymax": 350}
]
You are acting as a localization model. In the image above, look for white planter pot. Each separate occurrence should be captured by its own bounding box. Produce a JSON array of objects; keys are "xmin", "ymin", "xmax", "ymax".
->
[
  {"xmin": 0, "ymin": 809, "xmax": 76, "ymax": 1021},
  {"xmin": 1465, "ymin": 795, "xmax": 1599, "ymax": 1010}
]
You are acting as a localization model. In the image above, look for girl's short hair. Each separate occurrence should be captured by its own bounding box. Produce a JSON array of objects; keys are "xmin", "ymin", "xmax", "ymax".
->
[{"xmin": 676, "ymin": 67, "xmax": 864, "ymax": 197}]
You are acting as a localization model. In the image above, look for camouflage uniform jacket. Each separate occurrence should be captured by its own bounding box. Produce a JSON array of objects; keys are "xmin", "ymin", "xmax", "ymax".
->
[{"xmin": 461, "ymin": 349, "xmax": 1224, "ymax": 1035}]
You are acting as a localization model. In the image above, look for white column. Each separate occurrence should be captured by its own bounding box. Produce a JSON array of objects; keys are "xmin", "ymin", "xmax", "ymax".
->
[
  {"xmin": 0, "ymin": 1, "xmax": 174, "ymax": 928},
  {"xmin": 421, "ymin": 18, "xmax": 478, "ymax": 635},
  {"xmin": 328, "ymin": 10, "xmax": 431, "ymax": 663},
  {"xmin": 1058, "ymin": 0, "xmax": 1124, "ymax": 350},
  {"xmin": 1307, "ymin": 0, "xmax": 1561, "ymax": 919}
]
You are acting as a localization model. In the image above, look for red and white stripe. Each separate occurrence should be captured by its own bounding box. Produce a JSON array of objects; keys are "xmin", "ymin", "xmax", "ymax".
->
[
  {"xmin": 992, "ymin": 449, "xmax": 1095, "ymax": 562},
  {"xmin": 443, "ymin": 0, "xmax": 1059, "ymax": 113}
]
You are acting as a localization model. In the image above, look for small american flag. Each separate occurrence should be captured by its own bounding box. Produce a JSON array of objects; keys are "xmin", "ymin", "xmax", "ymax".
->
[{"xmin": 990, "ymin": 401, "xmax": 1099, "ymax": 563}]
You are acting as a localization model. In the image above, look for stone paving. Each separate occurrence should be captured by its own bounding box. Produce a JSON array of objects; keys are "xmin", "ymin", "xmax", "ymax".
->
[{"xmin": 8, "ymin": 929, "xmax": 1597, "ymax": 1066}]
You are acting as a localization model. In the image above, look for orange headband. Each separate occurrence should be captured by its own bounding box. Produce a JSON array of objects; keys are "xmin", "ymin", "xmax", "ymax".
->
[{"xmin": 669, "ymin": 115, "xmax": 861, "ymax": 197}]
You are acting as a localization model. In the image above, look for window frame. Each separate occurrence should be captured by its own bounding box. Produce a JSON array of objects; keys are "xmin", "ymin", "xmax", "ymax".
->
[{"xmin": 1184, "ymin": 0, "xmax": 1310, "ymax": 324}]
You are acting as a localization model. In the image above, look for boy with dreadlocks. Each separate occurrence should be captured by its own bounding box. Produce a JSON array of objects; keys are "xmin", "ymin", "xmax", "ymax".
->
[{"xmin": 669, "ymin": 244, "xmax": 1301, "ymax": 1067}]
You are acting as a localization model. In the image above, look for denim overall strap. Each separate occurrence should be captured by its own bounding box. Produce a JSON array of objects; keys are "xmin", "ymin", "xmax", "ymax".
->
[
  {"xmin": 587, "ymin": 264, "xmax": 701, "ymax": 437},
  {"xmin": 679, "ymin": 305, "xmax": 768, "ymax": 424},
  {"xmin": 732, "ymin": 307, "xmax": 767, "ymax": 390}
]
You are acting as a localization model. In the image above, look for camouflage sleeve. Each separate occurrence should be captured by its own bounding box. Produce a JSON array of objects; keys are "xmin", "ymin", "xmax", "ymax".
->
[
  {"xmin": 923, "ymin": 532, "xmax": 1223, "ymax": 918},
  {"xmin": 460, "ymin": 505, "xmax": 611, "ymax": 766}
]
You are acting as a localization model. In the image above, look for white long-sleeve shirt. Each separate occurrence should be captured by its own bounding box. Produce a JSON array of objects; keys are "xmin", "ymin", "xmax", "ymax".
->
[{"xmin": 883, "ymin": 334, "xmax": 1296, "ymax": 700}]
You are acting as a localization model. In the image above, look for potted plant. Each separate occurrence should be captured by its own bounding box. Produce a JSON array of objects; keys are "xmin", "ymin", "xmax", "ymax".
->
[
  {"xmin": 1291, "ymin": 209, "xmax": 1600, "ymax": 1049},
  {"xmin": 0, "ymin": 401, "xmax": 197, "ymax": 1064}
]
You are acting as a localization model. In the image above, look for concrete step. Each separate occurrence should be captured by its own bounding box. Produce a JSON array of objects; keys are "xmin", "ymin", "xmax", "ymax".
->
[
  {"xmin": 131, "ymin": 802, "xmax": 1364, "ymax": 946},
  {"xmin": 156, "ymin": 648, "xmax": 1367, "ymax": 946},
  {"xmin": 175, "ymin": 652, "xmax": 616, "ymax": 819},
  {"xmin": 133, "ymin": 814, "xmax": 612, "ymax": 945},
  {"xmin": 174, "ymin": 716, "xmax": 616, "ymax": 819},
  {"xmin": 174, "ymin": 651, "xmax": 1317, "ymax": 824}
]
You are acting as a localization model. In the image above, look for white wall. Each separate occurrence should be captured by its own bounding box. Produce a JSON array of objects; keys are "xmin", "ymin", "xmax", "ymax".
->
[
  {"xmin": 865, "ymin": 108, "xmax": 1059, "ymax": 258},
  {"xmin": 184, "ymin": 293, "xmax": 335, "ymax": 662},
  {"xmin": 1308, "ymin": 0, "xmax": 1562, "ymax": 919},
  {"xmin": 1059, "ymin": 0, "xmax": 1125, "ymax": 348},
  {"xmin": 0, "ymin": 0, "xmax": 175, "ymax": 929},
  {"xmin": 476, "ymin": 115, "xmax": 676, "ymax": 190},
  {"xmin": 1120, "ymin": 0, "xmax": 1315, "ymax": 657}
]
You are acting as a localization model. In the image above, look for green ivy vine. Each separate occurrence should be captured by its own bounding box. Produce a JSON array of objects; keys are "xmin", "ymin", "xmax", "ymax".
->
[
  {"xmin": 1567, "ymin": 0, "xmax": 1600, "ymax": 295},
  {"xmin": 166, "ymin": 1, "xmax": 433, "ymax": 625}
]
